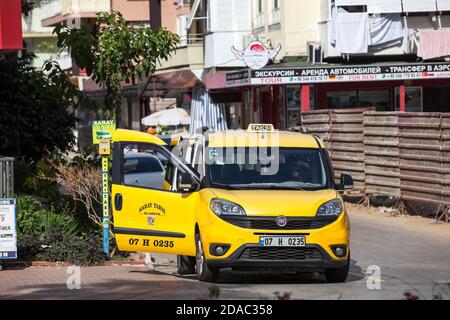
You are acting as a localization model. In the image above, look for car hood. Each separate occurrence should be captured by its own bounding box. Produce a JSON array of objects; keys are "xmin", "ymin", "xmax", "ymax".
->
[{"xmin": 209, "ymin": 188, "xmax": 338, "ymax": 217}]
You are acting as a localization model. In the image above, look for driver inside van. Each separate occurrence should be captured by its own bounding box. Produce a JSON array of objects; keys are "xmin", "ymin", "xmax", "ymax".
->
[{"xmin": 289, "ymin": 157, "xmax": 311, "ymax": 182}]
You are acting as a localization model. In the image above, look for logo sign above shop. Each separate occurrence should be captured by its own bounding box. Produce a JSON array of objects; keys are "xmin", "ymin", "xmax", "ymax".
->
[
  {"xmin": 232, "ymin": 41, "xmax": 281, "ymax": 70},
  {"xmin": 249, "ymin": 63, "xmax": 450, "ymax": 85}
]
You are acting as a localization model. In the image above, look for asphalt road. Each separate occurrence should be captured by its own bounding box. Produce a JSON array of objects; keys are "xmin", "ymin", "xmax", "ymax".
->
[{"xmin": 1, "ymin": 210, "xmax": 449, "ymax": 300}]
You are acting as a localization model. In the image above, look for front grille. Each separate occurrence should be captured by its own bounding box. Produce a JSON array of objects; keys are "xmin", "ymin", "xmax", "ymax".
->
[
  {"xmin": 239, "ymin": 247, "xmax": 323, "ymax": 261},
  {"xmin": 221, "ymin": 216, "xmax": 336, "ymax": 230}
]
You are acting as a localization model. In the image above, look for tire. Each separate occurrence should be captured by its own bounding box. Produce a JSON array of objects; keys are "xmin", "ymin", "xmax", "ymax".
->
[
  {"xmin": 176, "ymin": 255, "xmax": 195, "ymax": 275},
  {"xmin": 324, "ymin": 255, "xmax": 350, "ymax": 283},
  {"xmin": 195, "ymin": 233, "xmax": 219, "ymax": 282}
]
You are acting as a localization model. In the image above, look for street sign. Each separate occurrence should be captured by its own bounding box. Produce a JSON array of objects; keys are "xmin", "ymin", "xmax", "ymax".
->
[
  {"xmin": 99, "ymin": 139, "xmax": 111, "ymax": 155},
  {"xmin": 92, "ymin": 120, "xmax": 114, "ymax": 255},
  {"xmin": 0, "ymin": 199, "xmax": 17, "ymax": 260},
  {"xmin": 92, "ymin": 120, "xmax": 116, "ymax": 144},
  {"xmin": 101, "ymin": 156, "xmax": 109, "ymax": 255}
]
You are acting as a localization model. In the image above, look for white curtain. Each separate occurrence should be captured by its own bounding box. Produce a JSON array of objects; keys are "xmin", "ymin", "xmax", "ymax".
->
[{"xmin": 189, "ymin": 87, "xmax": 228, "ymax": 135}]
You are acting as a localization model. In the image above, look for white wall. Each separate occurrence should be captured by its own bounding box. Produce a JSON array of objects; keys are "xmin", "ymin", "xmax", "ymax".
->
[{"xmin": 204, "ymin": 0, "xmax": 252, "ymax": 68}]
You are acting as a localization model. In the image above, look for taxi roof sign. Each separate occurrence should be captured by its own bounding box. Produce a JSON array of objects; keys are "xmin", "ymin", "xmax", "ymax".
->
[{"xmin": 247, "ymin": 124, "xmax": 275, "ymax": 133}]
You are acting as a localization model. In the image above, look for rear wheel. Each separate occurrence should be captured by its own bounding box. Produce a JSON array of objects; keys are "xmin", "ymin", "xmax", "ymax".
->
[
  {"xmin": 195, "ymin": 233, "xmax": 219, "ymax": 282},
  {"xmin": 324, "ymin": 255, "xmax": 350, "ymax": 283},
  {"xmin": 176, "ymin": 255, "xmax": 195, "ymax": 275}
]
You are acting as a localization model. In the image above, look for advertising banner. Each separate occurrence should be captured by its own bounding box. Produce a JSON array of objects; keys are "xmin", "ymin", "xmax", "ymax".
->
[
  {"xmin": 0, "ymin": 199, "xmax": 17, "ymax": 260},
  {"xmin": 225, "ymin": 62, "xmax": 450, "ymax": 87},
  {"xmin": 250, "ymin": 63, "xmax": 450, "ymax": 85}
]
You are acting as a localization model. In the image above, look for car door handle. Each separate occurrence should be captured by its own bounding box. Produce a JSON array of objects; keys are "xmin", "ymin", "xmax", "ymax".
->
[{"xmin": 114, "ymin": 193, "xmax": 123, "ymax": 211}]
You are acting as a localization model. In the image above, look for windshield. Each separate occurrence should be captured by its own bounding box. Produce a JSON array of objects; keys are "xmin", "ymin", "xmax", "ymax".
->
[{"xmin": 206, "ymin": 147, "xmax": 331, "ymax": 190}]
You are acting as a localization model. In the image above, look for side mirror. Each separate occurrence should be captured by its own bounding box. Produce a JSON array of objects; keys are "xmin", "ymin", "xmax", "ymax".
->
[
  {"xmin": 177, "ymin": 172, "xmax": 197, "ymax": 192},
  {"xmin": 338, "ymin": 173, "xmax": 354, "ymax": 190}
]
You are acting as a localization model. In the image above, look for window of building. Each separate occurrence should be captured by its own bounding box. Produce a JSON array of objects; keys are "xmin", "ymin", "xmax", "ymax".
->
[
  {"xmin": 286, "ymin": 85, "xmax": 315, "ymax": 109},
  {"xmin": 286, "ymin": 85, "xmax": 315, "ymax": 128},
  {"xmin": 395, "ymin": 87, "xmax": 423, "ymax": 112},
  {"xmin": 423, "ymin": 86, "xmax": 450, "ymax": 112},
  {"xmin": 326, "ymin": 89, "xmax": 390, "ymax": 110},
  {"xmin": 326, "ymin": 90, "xmax": 358, "ymax": 108},
  {"xmin": 274, "ymin": 0, "xmax": 280, "ymax": 9},
  {"xmin": 270, "ymin": 0, "xmax": 281, "ymax": 25},
  {"xmin": 255, "ymin": 0, "xmax": 265, "ymax": 29},
  {"xmin": 358, "ymin": 89, "xmax": 390, "ymax": 111}
]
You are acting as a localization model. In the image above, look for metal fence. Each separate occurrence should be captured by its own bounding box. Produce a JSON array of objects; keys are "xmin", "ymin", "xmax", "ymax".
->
[
  {"xmin": 301, "ymin": 109, "xmax": 450, "ymax": 207},
  {"xmin": 0, "ymin": 157, "xmax": 14, "ymax": 198}
]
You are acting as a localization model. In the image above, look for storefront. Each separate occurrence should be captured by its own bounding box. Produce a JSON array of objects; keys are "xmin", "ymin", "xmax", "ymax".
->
[{"xmin": 213, "ymin": 62, "xmax": 450, "ymax": 129}]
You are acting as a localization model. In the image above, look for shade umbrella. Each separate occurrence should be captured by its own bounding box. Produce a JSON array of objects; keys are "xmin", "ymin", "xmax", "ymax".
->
[{"xmin": 141, "ymin": 108, "xmax": 190, "ymax": 126}]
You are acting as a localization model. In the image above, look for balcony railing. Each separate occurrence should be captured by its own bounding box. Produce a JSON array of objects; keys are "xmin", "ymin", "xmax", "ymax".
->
[
  {"xmin": 61, "ymin": 0, "xmax": 110, "ymax": 16},
  {"xmin": 41, "ymin": 0, "xmax": 111, "ymax": 21},
  {"xmin": 178, "ymin": 33, "xmax": 203, "ymax": 47},
  {"xmin": 40, "ymin": 0, "xmax": 62, "ymax": 21}
]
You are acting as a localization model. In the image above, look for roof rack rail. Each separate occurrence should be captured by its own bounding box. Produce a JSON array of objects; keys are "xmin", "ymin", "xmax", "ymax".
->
[
  {"xmin": 195, "ymin": 126, "xmax": 210, "ymax": 134},
  {"xmin": 286, "ymin": 126, "xmax": 309, "ymax": 134}
]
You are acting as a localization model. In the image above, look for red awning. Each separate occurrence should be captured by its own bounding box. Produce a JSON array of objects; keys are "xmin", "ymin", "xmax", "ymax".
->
[{"xmin": 0, "ymin": 0, "xmax": 23, "ymax": 52}]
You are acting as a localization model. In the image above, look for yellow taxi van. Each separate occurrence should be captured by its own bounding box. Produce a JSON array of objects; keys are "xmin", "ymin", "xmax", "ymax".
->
[{"xmin": 111, "ymin": 124, "xmax": 353, "ymax": 283}]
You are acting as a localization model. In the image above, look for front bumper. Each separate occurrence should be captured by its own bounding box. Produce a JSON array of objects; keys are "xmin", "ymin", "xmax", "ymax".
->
[
  {"xmin": 206, "ymin": 244, "xmax": 347, "ymax": 272},
  {"xmin": 199, "ymin": 211, "xmax": 350, "ymax": 267}
]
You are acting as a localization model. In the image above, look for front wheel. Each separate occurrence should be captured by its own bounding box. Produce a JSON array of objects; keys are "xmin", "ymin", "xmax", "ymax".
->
[
  {"xmin": 176, "ymin": 255, "xmax": 195, "ymax": 275},
  {"xmin": 195, "ymin": 233, "xmax": 219, "ymax": 282},
  {"xmin": 324, "ymin": 255, "xmax": 350, "ymax": 283}
]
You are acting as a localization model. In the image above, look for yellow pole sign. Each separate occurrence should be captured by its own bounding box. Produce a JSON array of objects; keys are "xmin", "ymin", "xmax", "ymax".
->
[
  {"xmin": 101, "ymin": 155, "xmax": 110, "ymax": 255},
  {"xmin": 92, "ymin": 120, "xmax": 115, "ymax": 255},
  {"xmin": 92, "ymin": 120, "xmax": 116, "ymax": 145},
  {"xmin": 99, "ymin": 139, "xmax": 111, "ymax": 155}
]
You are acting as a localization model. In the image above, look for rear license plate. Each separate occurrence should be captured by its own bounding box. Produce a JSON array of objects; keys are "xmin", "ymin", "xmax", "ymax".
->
[{"xmin": 259, "ymin": 236, "xmax": 306, "ymax": 247}]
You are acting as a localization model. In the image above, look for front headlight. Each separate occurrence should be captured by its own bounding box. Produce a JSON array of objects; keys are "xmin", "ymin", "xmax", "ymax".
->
[
  {"xmin": 316, "ymin": 199, "xmax": 343, "ymax": 217},
  {"xmin": 210, "ymin": 198, "xmax": 246, "ymax": 216}
]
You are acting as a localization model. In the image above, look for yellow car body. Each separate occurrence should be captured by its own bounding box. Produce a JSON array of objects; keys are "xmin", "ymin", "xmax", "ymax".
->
[{"xmin": 111, "ymin": 126, "xmax": 352, "ymax": 282}]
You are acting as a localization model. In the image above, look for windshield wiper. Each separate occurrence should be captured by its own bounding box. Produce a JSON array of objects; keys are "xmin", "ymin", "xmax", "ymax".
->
[
  {"xmin": 258, "ymin": 185, "xmax": 307, "ymax": 191},
  {"xmin": 210, "ymin": 183, "xmax": 244, "ymax": 190}
]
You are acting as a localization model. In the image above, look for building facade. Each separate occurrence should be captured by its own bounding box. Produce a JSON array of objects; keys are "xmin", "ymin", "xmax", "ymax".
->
[{"xmin": 194, "ymin": 0, "xmax": 450, "ymax": 130}]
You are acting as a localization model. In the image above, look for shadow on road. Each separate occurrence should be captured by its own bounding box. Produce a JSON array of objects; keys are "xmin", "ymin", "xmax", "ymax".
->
[{"xmin": 131, "ymin": 258, "xmax": 366, "ymax": 285}]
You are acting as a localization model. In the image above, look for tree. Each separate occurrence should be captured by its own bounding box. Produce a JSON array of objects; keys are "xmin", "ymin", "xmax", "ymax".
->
[
  {"xmin": 54, "ymin": 11, "xmax": 180, "ymax": 121},
  {"xmin": 0, "ymin": 53, "xmax": 87, "ymax": 160}
]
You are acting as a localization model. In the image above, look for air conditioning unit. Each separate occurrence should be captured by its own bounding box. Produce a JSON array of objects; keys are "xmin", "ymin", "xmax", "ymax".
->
[{"xmin": 307, "ymin": 41, "xmax": 323, "ymax": 64}]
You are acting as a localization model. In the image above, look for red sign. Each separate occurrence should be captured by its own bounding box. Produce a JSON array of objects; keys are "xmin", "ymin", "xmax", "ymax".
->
[{"xmin": 0, "ymin": 0, "xmax": 23, "ymax": 52}]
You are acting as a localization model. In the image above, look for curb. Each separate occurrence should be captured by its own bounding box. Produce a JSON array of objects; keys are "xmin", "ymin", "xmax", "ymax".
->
[{"xmin": 0, "ymin": 260, "xmax": 146, "ymax": 268}]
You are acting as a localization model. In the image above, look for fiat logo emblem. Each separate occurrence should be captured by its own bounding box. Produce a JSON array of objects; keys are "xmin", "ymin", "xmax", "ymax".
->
[{"xmin": 276, "ymin": 216, "xmax": 287, "ymax": 227}]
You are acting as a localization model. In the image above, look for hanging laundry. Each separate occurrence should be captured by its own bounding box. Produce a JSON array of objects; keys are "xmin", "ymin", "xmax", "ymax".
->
[
  {"xmin": 417, "ymin": 29, "xmax": 450, "ymax": 60},
  {"xmin": 329, "ymin": 5, "xmax": 348, "ymax": 46},
  {"xmin": 335, "ymin": 12, "xmax": 370, "ymax": 54},
  {"xmin": 369, "ymin": 13, "xmax": 403, "ymax": 49},
  {"xmin": 402, "ymin": 29, "xmax": 419, "ymax": 54}
]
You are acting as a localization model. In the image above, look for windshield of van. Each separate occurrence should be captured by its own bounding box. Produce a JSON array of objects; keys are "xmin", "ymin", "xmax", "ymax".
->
[{"xmin": 205, "ymin": 147, "xmax": 331, "ymax": 190}]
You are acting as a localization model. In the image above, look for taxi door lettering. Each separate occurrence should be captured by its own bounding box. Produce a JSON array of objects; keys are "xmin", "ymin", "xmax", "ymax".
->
[{"xmin": 111, "ymin": 141, "xmax": 198, "ymax": 256}]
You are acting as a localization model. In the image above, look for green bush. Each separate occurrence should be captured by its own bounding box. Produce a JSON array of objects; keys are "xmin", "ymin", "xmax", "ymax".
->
[
  {"xmin": 18, "ymin": 232, "xmax": 105, "ymax": 265},
  {"xmin": 16, "ymin": 195, "xmax": 44, "ymax": 237},
  {"xmin": 16, "ymin": 195, "xmax": 105, "ymax": 265}
]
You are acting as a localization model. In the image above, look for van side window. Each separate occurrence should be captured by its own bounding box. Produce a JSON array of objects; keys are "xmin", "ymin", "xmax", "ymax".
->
[
  {"xmin": 122, "ymin": 143, "xmax": 174, "ymax": 191},
  {"xmin": 193, "ymin": 144, "xmax": 204, "ymax": 177}
]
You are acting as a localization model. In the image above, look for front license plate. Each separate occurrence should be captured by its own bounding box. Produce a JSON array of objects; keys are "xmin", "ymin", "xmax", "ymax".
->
[{"xmin": 259, "ymin": 236, "xmax": 306, "ymax": 247}]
